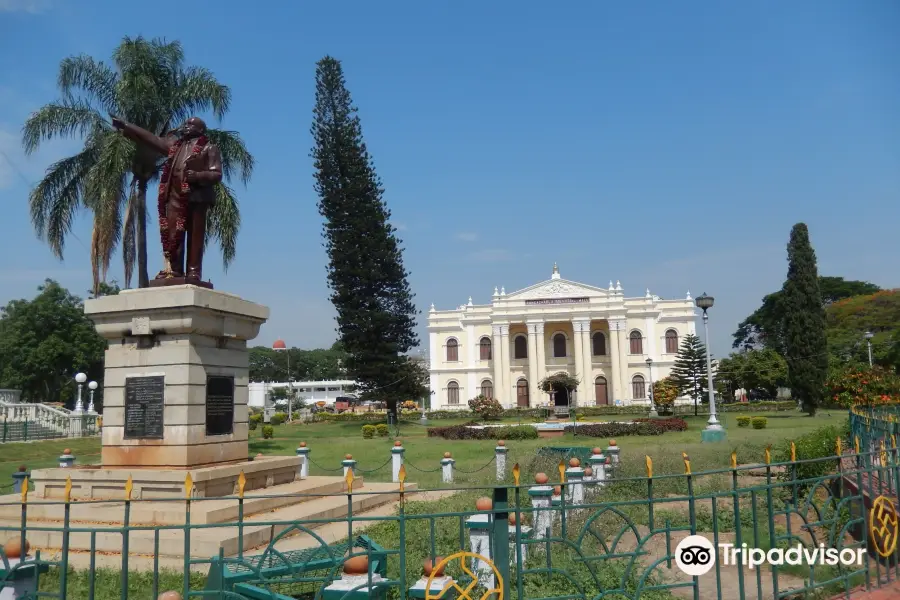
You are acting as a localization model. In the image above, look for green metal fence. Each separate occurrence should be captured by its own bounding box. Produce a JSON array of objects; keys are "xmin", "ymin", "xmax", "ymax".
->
[{"xmin": 1, "ymin": 408, "xmax": 899, "ymax": 599}]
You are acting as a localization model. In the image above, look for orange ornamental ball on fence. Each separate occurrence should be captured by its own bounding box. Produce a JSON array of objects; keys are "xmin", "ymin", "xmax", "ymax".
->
[
  {"xmin": 343, "ymin": 555, "xmax": 369, "ymax": 575},
  {"xmin": 444, "ymin": 452, "xmax": 452, "ymax": 458},
  {"xmin": 592, "ymin": 447, "xmax": 602, "ymax": 455},
  {"xmin": 423, "ymin": 556, "xmax": 445, "ymax": 577},
  {"xmin": 497, "ymin": 440, "xmax": 505, "ymax": 447},
  {"xmin": 475, "ymin": 497, "xmax": 493, "ymax": 511},
  {"xmin": 609, "ymin": 439, "xmax": 617, "ymax": 446},
  {"xmin": 534, "ymin": 472, "xmax": 549, "ymax": 485},
  {"xmin": 299, "ymin": 442, "xmax": 307, "ymax": 448},
  {"xmin": 553, "ymin": 485, "xmax": 562, "ymax": 496},
  {"xmin": 3, "ymin": 537, "xmax": 29, "ymax": 559},
  {"xmin": 584, "ymin": 467, "xmax": 593, "ymax": 477},
  {"xmin": 63, "ymin": 448, "xmax": 71, "ymax": 455},
  {"xmin": 569, "ymin": 458, "xmax": 581, "ymax": 468},
  {"xmin": 157, "ymin": 593, "xmax": 182, "ymax": 600},
  {"xmin": 394, "ymin": 440, "xmax": 403, "ymax": 447},
  {"xmin": 345, "ymin": 454, "xmax": 353, "ymax": 460}
]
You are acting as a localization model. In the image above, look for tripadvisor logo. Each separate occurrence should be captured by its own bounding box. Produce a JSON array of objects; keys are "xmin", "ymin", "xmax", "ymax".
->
[{"xmin": 675, "ymin": 535, "xmax": 865, "ymax": 577}]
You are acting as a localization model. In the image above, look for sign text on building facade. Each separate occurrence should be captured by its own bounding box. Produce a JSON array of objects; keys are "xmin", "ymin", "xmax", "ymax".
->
[{"xmin": 524, "ymin": 297, "xmax": 590, "ymax": 306}]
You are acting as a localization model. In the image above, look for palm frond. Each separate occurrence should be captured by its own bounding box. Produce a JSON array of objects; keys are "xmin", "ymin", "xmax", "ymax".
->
[
  {"xmin": 207, "ymin": 183, "xmax": 241, "ymax": 269},
  {"xmin": 28, "ymin": 145, "xmax": 100, "ymax": 258},
  {"xmin": 170, "ymin": 66, "xmax": 231, "ymax": 124},
  {"xmin": 206, "ymin": 129, "xmax": 254, "ymax": 185},
  {"xmin": 58, "ymin": 55, "xmax": 119, "ymax": 114},
  {"xmin": 114, "ymin": 37, "xmax": 183, "ymax": 134},
  {"xmin": 22, "ymin": 100, "xmax": 105, "ymax": 154},
  {"xmin": 122, "ymin": 181, "xmax": 137, "ymax": 288},
  {"xmin": 84, "ymin": 130, "xmax": 131, "ymax": 286}
]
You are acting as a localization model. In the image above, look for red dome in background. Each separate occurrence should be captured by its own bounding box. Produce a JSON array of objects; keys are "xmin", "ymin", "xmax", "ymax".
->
[{"xmin": 272, "ymin": 339, "xmax": 286, "ymax": 350}]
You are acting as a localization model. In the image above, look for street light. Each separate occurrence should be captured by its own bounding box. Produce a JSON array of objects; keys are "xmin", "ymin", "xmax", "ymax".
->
[
  {"xmin": 74, "ymin": 372, "xmax": 87, "ymax": 413},
  {"xmin": 865, "ymin": 331, "xmax": 874, "ymax": 368},
  {"xmin": 87, "ymin": 381, "xmax": 98, "ymax": 414},
  {"xmin": 273, "ymin": 339, "xmax": 293, "ymax": 423},
  {"xmin": 695, "ymin": 293, "xmax": 725, "ymax": 442},
  {"xmin": 646, "ymin": 357, "xmax": 658, "ymax": 418}
]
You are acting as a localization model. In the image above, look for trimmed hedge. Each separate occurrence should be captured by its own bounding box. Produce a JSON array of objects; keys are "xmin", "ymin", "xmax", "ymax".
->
[
  {"xmin": 564, "ymin": 422, "xmax": 664, "ymax": 437},
  {"xmin": 751, "ymin": 416, "xmax": 768, "ymax": 429},
  {"xmin": 262, "ymin": 425, "xmax": 274, "ymax": 439},
  {"xmin": 427, "ymin": 423, "xmax": 539, "ymax": 440},
  {"xmin": 633, "ymin": 417, "xmax": 688, "ymax": 432},
  {"xmin": 376, "ymin": 423, "xmax": 389, "ymax": 437},
  {"xmin": 362, "ymin": 424, "xmax": 376, "ymax": 439},
  {"xmin": 736, "ymin": 416, "xmax": 751, "ymax": 427}
]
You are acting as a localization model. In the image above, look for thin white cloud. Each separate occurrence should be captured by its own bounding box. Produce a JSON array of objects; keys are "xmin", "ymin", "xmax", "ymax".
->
[
  {"xmin": 455, "ymin": 232, "xmax": 478, "ymax": 242},
  {"xmin": 0, "ymin": 0, "xmax": 51, "ymax": 13},
  {"xmin": 467, "ymin": 249, "xmax": 513, "ymax": 262}
]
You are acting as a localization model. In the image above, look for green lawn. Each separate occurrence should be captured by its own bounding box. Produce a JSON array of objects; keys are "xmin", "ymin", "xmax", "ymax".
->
[{"xmin": 0, "ymin": 411, "xmax": 848, "ymax": 490}]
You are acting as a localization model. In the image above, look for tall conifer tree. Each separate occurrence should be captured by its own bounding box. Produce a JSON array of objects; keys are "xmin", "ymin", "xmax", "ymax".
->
[
  {"xmin": 669, "ymin": 333, "xmax": 712, "ymax": 415},
  {"xmin": 782, "ymin": 223, "xmax": 828, "ymax": 415},
  {"xmin": 311, "ymin": 57, "xmax": 427, "ymax": 412}
]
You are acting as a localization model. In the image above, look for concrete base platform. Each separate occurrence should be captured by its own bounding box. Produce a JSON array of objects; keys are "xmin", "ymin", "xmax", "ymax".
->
[
  {"xmin": 29, "ymin": 455, "xmax": 299, "ymax": 500},
  {"xmin": 0, "ymin": 476, "xmax": 417, "ymax": 558},
  {"xmin": 701, "ymin": 428, "xmax": 727, "ymax": 443}
]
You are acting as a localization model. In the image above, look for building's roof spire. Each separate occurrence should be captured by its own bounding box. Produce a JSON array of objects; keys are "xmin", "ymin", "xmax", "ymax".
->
[{"xmin": 551, "ymin": 262, "xmax": 560, "ymax": 279}]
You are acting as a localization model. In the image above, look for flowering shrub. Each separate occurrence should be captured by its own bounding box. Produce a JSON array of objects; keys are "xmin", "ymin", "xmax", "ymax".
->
[
  {"xmin": 427, "ymin": 424, "xmax": 538, "ymax": 440},
  {"xmin": 651, "ymin": 377, "xmax": 679, "ymax": 408},
  {"xmin": 826, "ymin": 365, "xmax": 900, "ymax": 407},
  {"xmin": 634, "ymin": 417, "xmax": 688, "ymax": 432},
  {"xmin": 468, "ymin": 395, "xmax": 503, "ymax": 420}
]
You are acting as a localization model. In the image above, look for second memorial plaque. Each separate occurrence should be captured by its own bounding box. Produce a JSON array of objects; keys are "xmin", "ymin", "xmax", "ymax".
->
[{"xmin": 206, "ymin": 375, "xmax": 235, "ymax": 436}]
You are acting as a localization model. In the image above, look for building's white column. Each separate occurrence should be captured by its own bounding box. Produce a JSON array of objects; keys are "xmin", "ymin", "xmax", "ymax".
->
[
  {"xmin": 500, "ymin": 325, "xmax": 511, "ymax": 407},
  {"xmin": 535, "ymin": 323, "xmax": 547, "ymax": 401},
  {"xmin": 571, "ymin": 322, "xmax": 586, "ymax": 403},
  {"xmin": 608, "ymin": 319, "xmax": 625, "ymax": 402},
  {"xmin": 616, "ymin": 321, "xmax": 629, "ymax": 400},
  {"xmin": 580, "ymin": 323, "xmax": 593, "ymax": 403},
  {"xmin": 467, "ymin": 324, "xmax": 477, "ymax": 398},
  {"xmin": 526, "ymin": 324, "xmax": 539, "ymax": 406},
  {"xmin": 429, "ymin": 331, "xmax": 439, "ymax": 407},
  {"xmin": 491, "ymin": 325, "xmax": 504, "ymax": 403}
]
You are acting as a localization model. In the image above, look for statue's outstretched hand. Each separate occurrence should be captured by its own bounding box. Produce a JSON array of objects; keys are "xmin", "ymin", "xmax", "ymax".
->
[{"xmin": 110, "ymin": 114, "xmax": 125, "ymax": 130}]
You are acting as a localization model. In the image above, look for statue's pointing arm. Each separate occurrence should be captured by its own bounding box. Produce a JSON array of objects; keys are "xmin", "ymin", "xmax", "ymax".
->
[{"xmin": 110, "ymin": 115, "xmax": 171, "ymax": 156}]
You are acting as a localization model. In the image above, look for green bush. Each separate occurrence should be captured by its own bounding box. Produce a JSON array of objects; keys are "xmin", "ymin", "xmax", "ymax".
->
[
  {"xmin": 776, "ymin": 422, "xmax": 848, "ymax": 495},
  {"xmin": 249, "ymin": 413, "xmax": 263, "ymax": 425},
  {"xmin": 261, "ymin": 425, "xmax": 274, "ymax": 439},
  {"xmin": 751, "ymin": 416, "xmax": 768, "ymax": 429},
  {"xmin": 376, "ymin": 423, "xmax": 389, "ymax": 437},
  {"xmin": 362, "ymin": 424, "xmax": 376, "ymax": 439},
  {"xmin": 249, "ymin": 421, "xmax": 258, "ymax": 431},
  {"xmin": 270, "ymin": 412, "xmax": 287, "ymax": 426},
  {"xmin": 633, "ymin": 417, "xmax": 688, "ymax": 432},
  {"xmin": 736, "ymin": 416, "xmax": 751, "ymax": 427}
]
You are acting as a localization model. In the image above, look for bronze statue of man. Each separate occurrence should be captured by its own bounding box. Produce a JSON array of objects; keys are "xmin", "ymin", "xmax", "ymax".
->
[{"xmin": 111, "ymin": 116, "xmax": 222, "ymax": 284}]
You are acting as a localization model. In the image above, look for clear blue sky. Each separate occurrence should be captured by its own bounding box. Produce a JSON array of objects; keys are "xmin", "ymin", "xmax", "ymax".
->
[{"xmin": 1, "ymin": 0, "xmax": 898, "ymax": 358}]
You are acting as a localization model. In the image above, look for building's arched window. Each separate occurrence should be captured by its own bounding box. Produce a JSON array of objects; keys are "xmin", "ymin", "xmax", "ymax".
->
[
  {"xmin": 629, "ymin": 331, "xmax": 643, "ymax": 355},
  {"xmin": 665, "ymin": 329, "xmax": 679, "ymax": 354},
  {"xmin": 594, "ymin": 376, "xmax": 608, "ymax": 405},
  {"xmin": 592, "ymin": 331, "xmax": 607, "ymax": 356},
  {"xmin": 447, "ymin": 381, "xmax": 460, "ymax": 405},
  {"xmin": 514, "ymin": 335, "xmax": 528, "ymax": 359},
  {"xmin": 479, "ymin": 337, "xmax": 492, "ymax": 360},
  {"xmin": 516, "ymin": 378, "xmax": 529, "ymax": 407},
  {"xmin": 446, "ymin": 338, "xmax": 459, "ymax": 362},
  {"xmin": 632, "ymin": 375, "xmax": 646, "ymax": 399},
  {"xmin": 553, "ymin": 333, "xmax": 567, "ymax": 358},
  {"xmin": 481, "ymin": 379, "xmax": 493, "ymax": 399}
]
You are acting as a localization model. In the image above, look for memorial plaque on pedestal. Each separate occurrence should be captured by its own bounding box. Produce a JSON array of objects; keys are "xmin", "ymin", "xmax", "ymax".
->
[
  {"xmin": 124, "ymin": 375, "xmax": 165, "ymax": 439},
  {"xmin": 206, "ymin": 375, "xmax": 235, "ymax": 436}
]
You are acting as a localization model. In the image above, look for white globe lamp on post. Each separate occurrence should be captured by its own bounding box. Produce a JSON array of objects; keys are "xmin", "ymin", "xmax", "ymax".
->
[
  {"xmin": 87, "ymin": 381, "xmax": 99, "ymax": 414},
  {"xmin": 695, "ymin": 293, "xmax": 725, "ymax": 442},
  {"xmin": 74, "ymin": 372, "xmax": 87, "ymax": 413}
]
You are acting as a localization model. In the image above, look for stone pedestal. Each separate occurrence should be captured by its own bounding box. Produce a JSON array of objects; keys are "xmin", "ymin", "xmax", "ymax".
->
[{"xmin": 84, "ymin": 285, "xmax": 268, "ymax": 469}]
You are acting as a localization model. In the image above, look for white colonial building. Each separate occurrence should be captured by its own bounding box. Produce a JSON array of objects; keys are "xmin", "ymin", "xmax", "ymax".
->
[{"xmin": 427, "ymin": 265, "xmax": 698, "ymax": 410}]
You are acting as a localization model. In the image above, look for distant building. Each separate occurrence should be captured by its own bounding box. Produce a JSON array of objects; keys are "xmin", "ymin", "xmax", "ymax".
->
[
  {"xmin": 248, "ymin": 380, "xmax": 356, "ymax": 408},
  {"xmin": 427, "ymin": 265, "xmax": 698, "ymax": 410}
]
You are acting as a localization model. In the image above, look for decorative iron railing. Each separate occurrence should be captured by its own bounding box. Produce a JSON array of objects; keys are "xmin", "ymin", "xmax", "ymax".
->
[{"xmin": 0, "ymin": 408, "xmax": 898, "ymax": 599}]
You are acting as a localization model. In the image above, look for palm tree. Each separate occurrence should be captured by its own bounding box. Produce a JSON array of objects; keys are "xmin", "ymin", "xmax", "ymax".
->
[{"xmin": 23, "ymin": 36, "xmax": 253, "ymax": 290}]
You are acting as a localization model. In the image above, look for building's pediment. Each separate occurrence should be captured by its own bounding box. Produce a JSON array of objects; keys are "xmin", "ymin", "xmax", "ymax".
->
[{"xmin": 505, "ymin": 279, "xmax": 608, "ymax": 301}]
